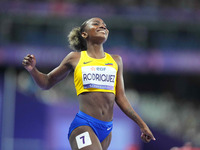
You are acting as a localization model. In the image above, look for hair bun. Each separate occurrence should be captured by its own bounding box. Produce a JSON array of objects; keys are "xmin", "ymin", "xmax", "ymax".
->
[{"xmin": 68, "ymin": 27, "xmax": 87, "ymax": 51}]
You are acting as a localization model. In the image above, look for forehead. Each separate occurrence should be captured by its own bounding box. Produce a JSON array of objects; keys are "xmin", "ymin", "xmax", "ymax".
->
[{"xmin": 87, "ymin": 18, "xmax": 106, "ymax": 24}]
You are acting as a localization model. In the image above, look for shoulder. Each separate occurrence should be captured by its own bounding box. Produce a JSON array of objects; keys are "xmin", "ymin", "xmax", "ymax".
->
[
  {"xmin": 61, "ymin": 51, "xmax": 81, "ymax": 67},
  {"xmin": 63, "ymin": 51, "xmax": 80, "ymax": 61},
  {"xmin": 110, "ymin": 54, "xmax": 123, "ymax": 65},
  {"xmin": 67, "ymin": 51, "xmax": 81, "ymax": 59}
]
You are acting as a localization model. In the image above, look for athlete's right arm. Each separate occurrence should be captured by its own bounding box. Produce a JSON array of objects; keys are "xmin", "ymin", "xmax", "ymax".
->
[{"xmin": 22, "ymin": 52, "xmax": 78, "ymax": 90}]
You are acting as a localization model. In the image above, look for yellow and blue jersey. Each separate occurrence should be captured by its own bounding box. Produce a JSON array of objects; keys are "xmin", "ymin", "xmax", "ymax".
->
[{"xmin": 74, "ymin": 51, "xmax": 118, "ymax": 96}]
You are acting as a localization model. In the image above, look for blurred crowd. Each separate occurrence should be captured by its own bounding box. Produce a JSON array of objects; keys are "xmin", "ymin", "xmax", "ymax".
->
[
  {"xmin": 170, "ymin": 142, "xmax": 200, "ymax": 150},
  {"xmin": 1, "ymin": 0, "xmax": 200, "ymax": 52},
  {"xmin": 1, "ymin": 0, "xmax": 200, "ymax": 10},
  {"xmin": 126, "ymin": 90, "xmax": 200, "ymax": 147}
]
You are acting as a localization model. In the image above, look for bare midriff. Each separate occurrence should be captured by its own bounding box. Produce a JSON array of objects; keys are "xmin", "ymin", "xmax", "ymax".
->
[{"xmin": 78, "ymin": 92, "xmax": 115, "ymax": 122}]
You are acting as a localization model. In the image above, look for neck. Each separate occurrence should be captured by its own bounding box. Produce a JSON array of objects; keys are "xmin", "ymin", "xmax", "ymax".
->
[{"xmin": 86, "ymin": 43, "xmax": 105, "ymax": 59}]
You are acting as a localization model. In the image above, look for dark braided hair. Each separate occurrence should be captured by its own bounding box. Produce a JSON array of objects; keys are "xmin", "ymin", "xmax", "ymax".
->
[{"xmin": 68, "ymin": 20, "xmax": 88, "ymax": 51}]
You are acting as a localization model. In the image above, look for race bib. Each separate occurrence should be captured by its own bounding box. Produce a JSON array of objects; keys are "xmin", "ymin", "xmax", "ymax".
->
[{"xmin": 82, "ymin": 66, "xmax": 117, "ymax": 90}]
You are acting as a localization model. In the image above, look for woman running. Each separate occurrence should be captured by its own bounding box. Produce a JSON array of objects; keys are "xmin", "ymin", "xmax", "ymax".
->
[{"xmin": 22, "ymin": 17, "xmax": 155, "ymax": 150}]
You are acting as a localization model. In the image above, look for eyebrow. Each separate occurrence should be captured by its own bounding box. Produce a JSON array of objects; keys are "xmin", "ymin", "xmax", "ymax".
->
[{"xmin": 92, "ymin": 20, "xmax": 107, "ymax": 26}]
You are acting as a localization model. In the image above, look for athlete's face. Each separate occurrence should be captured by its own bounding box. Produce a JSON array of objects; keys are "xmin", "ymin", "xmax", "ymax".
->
[{"xmin": 82, "ymin": 18, "xmax": 109, "ymax": 44}]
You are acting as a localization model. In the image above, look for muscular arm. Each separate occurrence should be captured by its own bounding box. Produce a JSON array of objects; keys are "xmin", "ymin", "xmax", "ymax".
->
[
  {"xmin": 23, "ymin": 52, "xmax": 79, "ymax": 90},
  {"xmin": 113, "ymin": 55, "xmax": 155, "ymax": 142}
]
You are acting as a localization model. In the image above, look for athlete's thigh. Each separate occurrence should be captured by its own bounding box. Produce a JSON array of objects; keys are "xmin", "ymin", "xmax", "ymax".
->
[
  {"xmin": 101, "ymin": 132, "xmax": 112, "ymax": 150},
  {"xmin": 69, "ymin": 126, "xmax": 103, "ymax": 150}
]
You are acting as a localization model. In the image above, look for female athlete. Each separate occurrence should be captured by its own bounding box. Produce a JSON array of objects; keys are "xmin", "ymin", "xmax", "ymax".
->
[{"xmin": 22, "ymin": 17, "xmax": 155, "ymax": 150}]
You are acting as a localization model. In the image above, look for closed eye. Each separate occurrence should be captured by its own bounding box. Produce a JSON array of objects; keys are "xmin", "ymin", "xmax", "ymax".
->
[
  {"xmin": 93, "ymin": 23, "xmax": 99, "ymax": 25},
  {"xmin": 92, "ymin": 21, "xmax": 108, "ymax": 29}
]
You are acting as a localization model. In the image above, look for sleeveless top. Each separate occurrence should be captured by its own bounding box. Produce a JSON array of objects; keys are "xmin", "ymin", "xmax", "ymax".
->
[{"xmin": 74, "ymin": 51, "xmax": 118, "ymax": 96}]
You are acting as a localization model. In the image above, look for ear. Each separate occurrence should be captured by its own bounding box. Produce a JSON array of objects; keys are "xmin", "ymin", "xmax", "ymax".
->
[{"xmin": 81, "ymin": 32, "xmax": 88, "ymax": 39}]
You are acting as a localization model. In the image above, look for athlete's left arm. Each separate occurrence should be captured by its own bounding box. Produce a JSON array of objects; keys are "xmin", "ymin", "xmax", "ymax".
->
[{"xmin": 113, "ymin": 55, "xmax": 156, "ymax": 143}]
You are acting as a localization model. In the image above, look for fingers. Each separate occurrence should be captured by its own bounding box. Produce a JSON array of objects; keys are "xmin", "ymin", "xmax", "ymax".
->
[
  {"xmin": 140, "ymin": 127, "xmax": 156, "ymax": 143},
  {"xmin": 146, "ymin": 135, "xmax": 153, "ymax": 143},
  {"xmin": 147, "ymin": 132, "xmax": 156, "ymax": 141},
  {"xmin": 151, "ymin": 135, "xmax": 156, "ymax": 141},
  {"xmin": 141, "ymin": 133, "xmax": 156, "ymax": 143},
  {"xmin": 141, "ymin": 133, "xmax": 146, "ymax": 142},
  {"xmin": 22, "ymin": 54, "xmax": 34, "ymax": 66},
  {"xmin": 141, "ymin": 133, "xmax": 150, "ymax": 143}
]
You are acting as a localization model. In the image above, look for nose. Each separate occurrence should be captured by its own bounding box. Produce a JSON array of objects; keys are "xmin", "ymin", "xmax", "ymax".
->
[{"xmin": 99, "ymin": 24, "xmax": 106, "ymax": 29}]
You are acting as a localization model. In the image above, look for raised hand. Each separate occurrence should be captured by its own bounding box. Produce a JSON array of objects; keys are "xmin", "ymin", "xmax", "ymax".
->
[{"xmin": 22, "ymin": 54, "xmax": 36, "ymax": 72}]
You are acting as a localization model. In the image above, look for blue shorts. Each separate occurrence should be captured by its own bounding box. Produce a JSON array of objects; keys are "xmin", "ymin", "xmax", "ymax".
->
[{"xmin": 68, "ymin": 111, "xmax": 113, "ymax": 142}]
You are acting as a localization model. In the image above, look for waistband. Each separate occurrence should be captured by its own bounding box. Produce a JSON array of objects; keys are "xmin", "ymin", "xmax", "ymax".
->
[{"xmin": 77, "ymin": 111, "xmax": 113, "ymax": 126}]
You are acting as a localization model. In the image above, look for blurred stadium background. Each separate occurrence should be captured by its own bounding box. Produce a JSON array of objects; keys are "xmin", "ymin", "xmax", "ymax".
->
[{"xmin": 1, "ymin": 0, "xmax": 200, "ymax": 150}]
